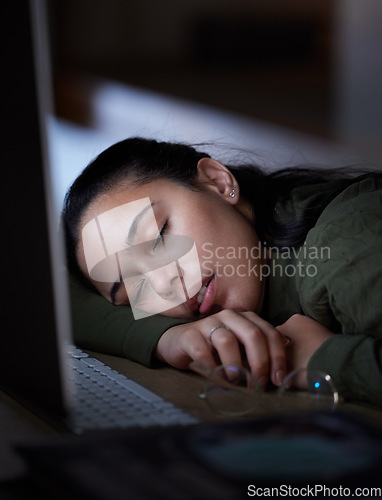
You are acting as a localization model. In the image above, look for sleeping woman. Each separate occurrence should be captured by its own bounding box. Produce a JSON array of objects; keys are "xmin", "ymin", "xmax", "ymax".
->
[{"xmin": 62, "ymin": 138, "xmax": 382, "ymax": 407}]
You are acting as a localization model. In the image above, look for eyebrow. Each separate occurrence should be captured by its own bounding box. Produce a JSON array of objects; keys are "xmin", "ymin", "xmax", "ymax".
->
[{"xmin": 126, "ymin": 202, "xmax": 156, "ymax": 247}]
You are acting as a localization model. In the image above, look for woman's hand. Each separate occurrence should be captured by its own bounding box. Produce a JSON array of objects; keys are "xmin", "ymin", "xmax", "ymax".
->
[
  {"xmin": 276, "ymin": 314, "xmax": 333, "ymax": 379},
  {"xmin": 155, "ymin": 310, "xmax": 288, "ymax": 388}
]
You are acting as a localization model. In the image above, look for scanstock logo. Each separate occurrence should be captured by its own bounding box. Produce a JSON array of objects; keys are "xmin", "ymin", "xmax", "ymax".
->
[{"xmin": 82, "ymin": 198, "xmax": 202, "ymax": 319}]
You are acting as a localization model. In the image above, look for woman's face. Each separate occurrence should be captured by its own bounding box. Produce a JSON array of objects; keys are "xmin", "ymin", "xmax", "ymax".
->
[{"xmin": 76, "ymin": 159, "xmax": 268, "ymax": 320}]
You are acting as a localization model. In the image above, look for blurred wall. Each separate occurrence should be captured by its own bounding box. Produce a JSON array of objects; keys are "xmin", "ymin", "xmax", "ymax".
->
[
  {"xmin": 52, "ymin": 0, "xmax": 330, "ymax": 70},
  {"xmin": 334, "ymin": 0, "xmax": 382, "ymax": 159},
  {"xmin": 51, "ymin": 0, "xmax": 333, "ymax": 137}
]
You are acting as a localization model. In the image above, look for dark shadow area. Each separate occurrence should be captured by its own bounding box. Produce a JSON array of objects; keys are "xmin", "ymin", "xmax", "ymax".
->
[{"xmin": 50, "ymin": 0, "xmax": 333, "ymax": 138}]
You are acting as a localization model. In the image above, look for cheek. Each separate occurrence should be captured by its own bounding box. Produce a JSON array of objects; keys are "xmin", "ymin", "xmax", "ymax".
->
[{"xmin": 197, "ymin": 214, "xmax": 257, "ymax": 261}]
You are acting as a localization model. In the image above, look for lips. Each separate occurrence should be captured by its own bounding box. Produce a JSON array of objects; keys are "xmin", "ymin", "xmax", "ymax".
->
[
  {"xmin": 198, "ymin": 276, "xmax": 216, "ymax": 315},
  {"xmin": 184, "ymin": 276, "xmax": 215, "ymax": 316},
  {"xmin": 197, "ymin": 280, "xmax": 211, "ymax": 307}
]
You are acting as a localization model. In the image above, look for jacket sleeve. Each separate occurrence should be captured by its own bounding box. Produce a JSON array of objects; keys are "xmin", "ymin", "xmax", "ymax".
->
[
  {"xmin": 297, "ymin": 178, "xmax": 382, "ymax": 406},
  {"xmin": 308, "ymin": 335, "xmax": 382, "ymax": 406},
  {"xmin": 69, "ymin": 274, "xmax": 189, "ymax": 367}
]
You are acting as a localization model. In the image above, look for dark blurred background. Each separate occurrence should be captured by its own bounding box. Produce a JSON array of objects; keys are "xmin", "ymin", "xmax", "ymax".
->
[{"xmin": 49, "ymin": 0, "xmax": 382, "ymax": 158}]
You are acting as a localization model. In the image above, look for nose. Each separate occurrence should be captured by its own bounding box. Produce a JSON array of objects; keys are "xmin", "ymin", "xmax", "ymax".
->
[{"xmin": 145, "ymin": 263, "xmax": 183, "ymax": 300}]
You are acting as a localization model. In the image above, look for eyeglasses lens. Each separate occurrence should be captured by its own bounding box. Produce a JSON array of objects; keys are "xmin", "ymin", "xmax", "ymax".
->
[{"xmin": 204, "ymin": 365, "xmax": 260, "ymax": 416}]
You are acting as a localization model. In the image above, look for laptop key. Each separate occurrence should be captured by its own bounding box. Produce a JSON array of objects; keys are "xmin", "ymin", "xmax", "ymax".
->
[{"xmin": 68, "ymin": 346, "xmax": 199, "ymax": 431}]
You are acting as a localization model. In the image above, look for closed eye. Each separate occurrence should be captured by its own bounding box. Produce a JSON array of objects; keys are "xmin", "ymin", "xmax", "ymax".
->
[{"xmin": 153, "ymin": 220, "xmax": 168, "ymax": 250}]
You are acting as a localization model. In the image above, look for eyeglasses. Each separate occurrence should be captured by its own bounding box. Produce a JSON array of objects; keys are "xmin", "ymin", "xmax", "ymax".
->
[{"xmin": 191, "ymin": 362, "xmax": 340, "ymax": 416}]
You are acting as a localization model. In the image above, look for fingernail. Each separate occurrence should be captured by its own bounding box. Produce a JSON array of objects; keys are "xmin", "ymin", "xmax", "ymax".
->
[{"xmin": 275, "ymin": 370, "xmax": 285, "ymax": 387}]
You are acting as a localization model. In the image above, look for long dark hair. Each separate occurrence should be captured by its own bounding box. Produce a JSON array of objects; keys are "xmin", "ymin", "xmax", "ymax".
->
[{"xmin": 62, "ymin": 137, "xmax": 379, "ymax": 277}]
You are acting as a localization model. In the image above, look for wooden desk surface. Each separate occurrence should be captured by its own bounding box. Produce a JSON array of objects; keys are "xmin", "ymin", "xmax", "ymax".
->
[
  {"xmin": 91, "ymin": 351, "xmax": 382, "ymax": 425},
  {"xmin": 1, "ymin": 350, "xmax": 382, "ymax": 484}
]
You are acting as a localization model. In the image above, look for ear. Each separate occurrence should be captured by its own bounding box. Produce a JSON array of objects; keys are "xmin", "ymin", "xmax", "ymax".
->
[{"xmin": 196, "ymin": 157, "xmax": 239, "ymax": 204}]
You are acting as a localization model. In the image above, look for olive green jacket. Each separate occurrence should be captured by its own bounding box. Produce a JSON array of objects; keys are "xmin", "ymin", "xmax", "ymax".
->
[{"xmin": 69, "ymin": 177, "xmax": 382, "ymax": 406}]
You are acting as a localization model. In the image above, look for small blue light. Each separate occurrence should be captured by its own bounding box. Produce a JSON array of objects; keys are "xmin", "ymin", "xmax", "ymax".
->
[{"xmin": 314, "ymin": 382, "xmax": 320, "ymax": 389}]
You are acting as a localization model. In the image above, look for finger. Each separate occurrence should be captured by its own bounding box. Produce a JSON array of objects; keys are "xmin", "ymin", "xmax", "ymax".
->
[
  {"xmin": 263, "ymin": 327, "xmax": 287, "ymax": 387},
  {"xmin": 210, "ymin": 312, "xmax": 270, "ymax": 388},
  {"xmin": 184, "ymin": 329, "xmax": 219, "ymax": 373},
  {"xmin": 189, "ymin": 360, "xmax": 211, "ymax": 377},
  {"xmin": 207, "ymin": 326, "xmax": 243, "ymax": 376},
  {"xmin": 240, "ymin": 312, "xmax": 287, "ymax": 387}
]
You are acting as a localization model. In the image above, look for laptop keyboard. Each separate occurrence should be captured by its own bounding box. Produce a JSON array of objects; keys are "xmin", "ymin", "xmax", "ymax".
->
[{"xmin": 65, "ymin": 346, "xmax": 199, "ymax": 433}]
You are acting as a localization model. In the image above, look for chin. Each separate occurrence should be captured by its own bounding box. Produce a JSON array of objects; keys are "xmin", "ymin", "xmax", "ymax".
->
[{"xmin": 225, "ymin": 297, "xmax": 258, "ymax": 314}]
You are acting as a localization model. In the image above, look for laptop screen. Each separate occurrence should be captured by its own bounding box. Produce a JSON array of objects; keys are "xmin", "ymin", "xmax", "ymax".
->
[{"xmin": 1, "ymin": 0, "xmax": 72, "ymax": 420}]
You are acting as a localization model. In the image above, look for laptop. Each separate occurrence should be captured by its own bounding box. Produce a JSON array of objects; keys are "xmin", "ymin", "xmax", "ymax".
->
[{"xmin": 0, "ymin": 0, "xmax": 197, "ymax": 434}]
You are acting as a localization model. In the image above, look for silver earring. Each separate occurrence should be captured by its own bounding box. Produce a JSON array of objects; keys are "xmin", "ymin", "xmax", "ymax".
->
[{"xmin": 229, "ymin": 189, "xmax": 235, "ymax": 198}]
